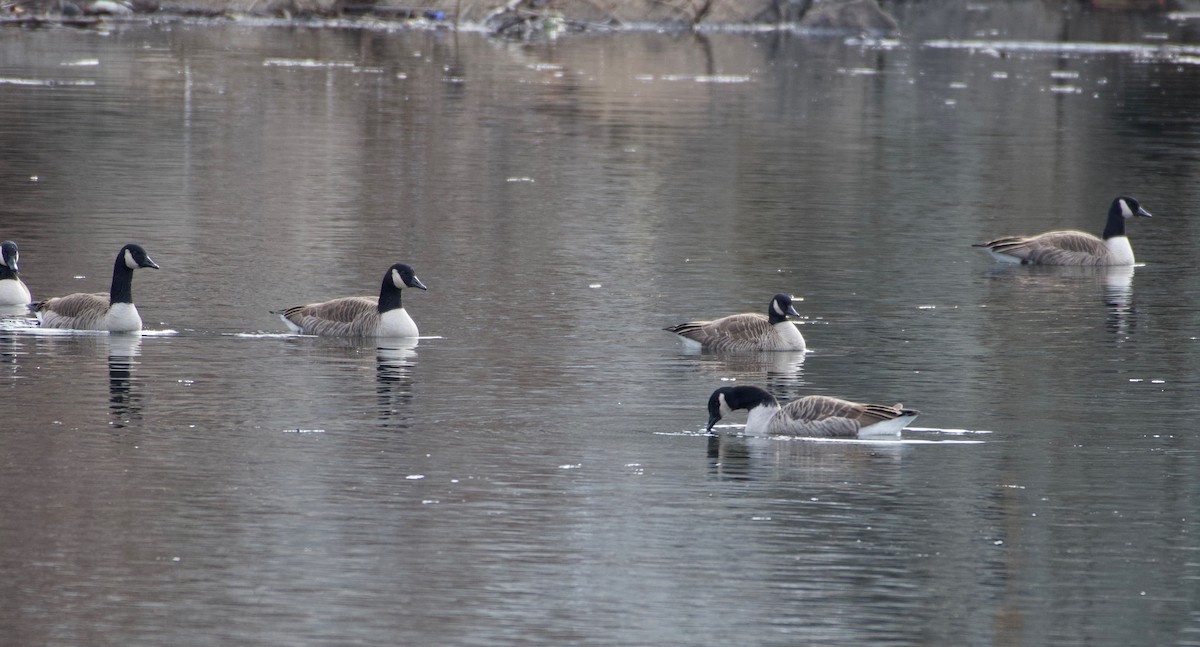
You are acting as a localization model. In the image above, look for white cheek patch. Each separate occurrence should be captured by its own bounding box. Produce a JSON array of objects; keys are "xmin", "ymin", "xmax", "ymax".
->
[
  {"xmin": 392, "ymin": 268, "xmax": 403, "ymax": 288},
  {"xmin": 719, "ymin": 393, "xmax": 732, "ymax": 416},
  {"xmin": 1119, "ymin": 199, "xmax": 1133, "ymax": 218},
  {"xmin": 124, "ymin": 249, "xmax": 138, "ymax": 269},
  {"xmin": 772, "ymin": 300, "xmax": 786, "ymax": 317}
]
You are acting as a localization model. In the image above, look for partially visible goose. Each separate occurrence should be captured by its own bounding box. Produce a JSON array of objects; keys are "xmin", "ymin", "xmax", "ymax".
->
[
  {"xmin": 974, "ymin": 196, "xmax": 1152, "ymax": 266},
  {"xmin": 33, "ymin": 243, "xmax": 159, "ymax": 332},
  {"xmin": 706, "ymin": 385, "xmax": 919, "ymax": 438},
  {"xmin": 665, "ymin": 293, "xmax": 805, "ymax": 352},
  {"xmin": 274, "ymin": 262, "xmax": 427, "ymax": 337},
  {"xmin": 0, "ymin": 240, "xmax": 32, "ymax": 306}
]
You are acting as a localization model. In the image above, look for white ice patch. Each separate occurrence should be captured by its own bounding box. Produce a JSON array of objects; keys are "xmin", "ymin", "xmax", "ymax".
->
[
  {"xmin": 924, "ymin": 38, "xmax": 1200, "ymax": 59},
  {"xmin": 0, "ymin": 77, "xmax": 95, "ymax": 87},
  {"xmin": 263, "ymin": 58, "xmax": 356, "ymax": 69}
]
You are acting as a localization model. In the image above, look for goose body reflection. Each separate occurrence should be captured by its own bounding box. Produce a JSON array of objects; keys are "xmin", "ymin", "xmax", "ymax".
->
[
  {"xmin": 706, "ymin": 385, "xmax": 919, "ymax": 438},
  {"xmin": 376, "ymin": 338, "xmax": 419, "ymax": 429},
  {"xmin": 1103, "ymin": 265, "xmax": 1136, "ymax": 336},
  {"xmin": 107, "ymin": 333, "xmax": 143, "ymax": 428},
  {"xmin": 974, "ymin": 196, "xmax": 1151, "ymax": 266}
]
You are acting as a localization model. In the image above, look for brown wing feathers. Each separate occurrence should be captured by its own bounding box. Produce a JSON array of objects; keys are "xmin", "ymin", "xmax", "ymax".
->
[{"xmin": 664, "ymin": 314, "xmax": 773, "ymax": 351}]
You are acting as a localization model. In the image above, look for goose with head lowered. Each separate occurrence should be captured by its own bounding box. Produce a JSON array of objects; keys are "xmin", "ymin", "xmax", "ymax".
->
[
  {"xmin": 33, "ymin": 243, "xmax": 159, "ymax": 332},
  {"xmin": 0, "ymin": 240, "xmax": 32, "ymax": 306},
  {"xmin": 274, "ymin": 262, "xmax": 427, "ymax": 337},
  {"xmin": 973, "ymin": 196, "xmax": 1152, "ymax": 266},
  {"xmin": 706, "ymin": 385, "xmax": 919, "ymax": 438},
  {"xmin": 665, "ymin": 293, "xmax": 806, "ymax": 352}
]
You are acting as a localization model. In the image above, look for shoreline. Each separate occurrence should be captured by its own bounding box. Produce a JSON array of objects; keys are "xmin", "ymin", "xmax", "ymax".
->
[{"xmin": 0, "ymin": 0, "xmax": 903, "ymax": 35}]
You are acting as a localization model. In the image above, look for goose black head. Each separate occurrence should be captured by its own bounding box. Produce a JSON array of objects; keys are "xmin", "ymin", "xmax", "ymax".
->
[
  {"xmin": 389, "ymin": 263, "xmax": 427, "ymax": 291},
  {"xmin": 767, "ymin": 293, "xmax": 802, "ymax": 324},
  {"xmin": 1114, "ymin": 196, "xmax": 1152, "ymax": 220},
  {"xmin": 120, "ymin": 244, "xmax": 160, "ymax": 270},
  {"xmin": 1, "ymin": 241, "xmax": 18, "ymax": 271},
  {"xmin": 706, "ymin": 385, "xmax": 777, "ymax": 432}
]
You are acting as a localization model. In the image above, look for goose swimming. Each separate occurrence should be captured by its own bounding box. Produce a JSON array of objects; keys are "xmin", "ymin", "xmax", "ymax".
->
[
  {"xmin": 0, "ymin": 240, "xmax": 32, "ymax": 306},
  {"xmin": 274, "ymin": 262, "xmax": 427, "ymax": 337},
  {"xmin": 974, "ymin": 196, "xmax": 1152, "ymax": 266},
  {"xmin": 705, "ymin": 385, "xmax": 919, "ymax": 438},
  {"xmin": 665, "ymin": 293, "xmax": 806, "ymax": 352},
  {"xmin": 33, "ymin": 243, "xmax": 159, "ymax": 332}
]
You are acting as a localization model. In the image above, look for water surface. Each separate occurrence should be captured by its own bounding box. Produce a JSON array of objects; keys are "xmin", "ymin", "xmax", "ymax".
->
[{"xmin": 2, "ymin": 5, "xmax": 1200, "ymax": 645}]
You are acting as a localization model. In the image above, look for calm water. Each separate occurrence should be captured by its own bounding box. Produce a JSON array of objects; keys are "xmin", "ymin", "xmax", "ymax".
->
[{"xmin": 2, "ymin": 3, "xmax": 1200, "ymax": 645}]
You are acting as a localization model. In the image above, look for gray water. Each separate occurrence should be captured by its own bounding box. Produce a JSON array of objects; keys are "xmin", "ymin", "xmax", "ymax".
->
[{"xmin": 2, "ymin": 4, "xmax": 1200, "ymax": 645}]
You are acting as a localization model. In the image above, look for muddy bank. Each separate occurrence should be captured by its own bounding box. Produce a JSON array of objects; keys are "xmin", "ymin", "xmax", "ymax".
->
[{"xmin": 1, "ymin": 0, "xmax": 901, "ymax": 33}]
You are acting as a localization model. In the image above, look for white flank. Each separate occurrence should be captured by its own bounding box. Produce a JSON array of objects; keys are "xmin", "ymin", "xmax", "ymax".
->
[
  {"xmin": 856, "ymin": 414, "xmax": 918, "ymax": 438},
  {"xmin": 987, "ymin": 249, "xmax": 1023, "ymax": 264},
  {"xmin": 278, "ymin": 314, "xmax": 304, "ymax": 333},
  {"xmin": 675, "ymin": 335, "xmax": 703, "ymax": 351}
]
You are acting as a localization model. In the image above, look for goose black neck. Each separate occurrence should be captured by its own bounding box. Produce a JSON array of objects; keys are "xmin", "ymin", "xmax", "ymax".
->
[
  {"xmin": 729, "ymin": 385, "xmax": 779, "ymax": 410},
  {"xmin": 377, "ymin": 274, "xmax": 403, "ymax": 313},
  {"xmin": 110, "ymin": 255, "xmax": 135, "ymax": 304},
  {"xmin": 1102, "ymin": 202, "xmax": 1126, "ymax": 240},
  {"xmin": 0, "ymin": 265, "xmax": 16, "ymax": 281}
]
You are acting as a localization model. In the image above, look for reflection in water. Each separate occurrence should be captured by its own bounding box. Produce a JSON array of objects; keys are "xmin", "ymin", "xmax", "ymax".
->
[
  {"xmin": 985, "ymin": 263, "xmax": 1138, "ymax": 340},
  {"xmin": 0, "ymin": 14, "xmax": 1198, "ymax": 647},
  {"xmin": 678, "ymin": 347, "xmax": 807, "ymax": 390},
  {"xmin": 107, "ymin": 333, "xmax": 143, "ymax": 429},
  {"xmin": 0, "ymin": 304, "xmax": 32, "ymax": 318},
  {"xmin": 0, "ymin": 332, "xmax": 24, "ymax": 382},
  {"xmin": 375, "ymin": 338, "xmax": 419, "ymax": 430},
  {"xmin": 1103, "ymin": 265, "xmax": 1135, "ymax": 338},
  {"xmin": 706, "ymin": 433, "xmax": 907, "ymax": 482}
]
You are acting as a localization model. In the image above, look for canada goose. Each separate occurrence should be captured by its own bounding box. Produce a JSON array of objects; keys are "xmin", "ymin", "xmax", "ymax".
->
[
  {"xmin": 0, "ymin": 240, "xmax": 32, "ymax": 306},
  {"xmin": 665, "ymin": 293, "xmax": 806, "ymax": 352},
  {"xmin": 706, "ymin": 385, "xmax": 919, "ymax": 438},
  {"xmin": 274, "ymin": 262, "xmax": 427, "ymax": 337},
  {"xmin": 32, "ymin": 243, "xmax": 159, "ymax": 332},
  {"xmin": 974, "ymin": 196, "xmax": 1152, "ymax": 266}
]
